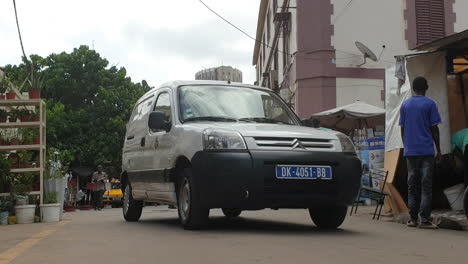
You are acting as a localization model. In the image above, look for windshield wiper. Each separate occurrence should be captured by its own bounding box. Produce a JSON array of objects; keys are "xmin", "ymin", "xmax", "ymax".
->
[
  {"xmin": 238, "ymin": 117, "xmax": 291, "ymax": 125},
  {"xmin": 183, "ymin": 116, "xmax": 239, "ymax": 122}
]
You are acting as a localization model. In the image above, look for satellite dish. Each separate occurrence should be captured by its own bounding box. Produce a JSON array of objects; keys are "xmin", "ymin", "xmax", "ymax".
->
[{"xmin": 355, "ymin": 41, "xmax": 378, "ymax": 66}]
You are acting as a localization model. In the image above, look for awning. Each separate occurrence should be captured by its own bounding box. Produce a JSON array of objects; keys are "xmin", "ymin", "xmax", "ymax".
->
[
  {"xmin": 311, "ymin": 101, "xmax": 385, "ymax": 133},
  {"xmin": 413, "ymin": 29, "xmax": 468, "ymax": 52},
  {"xmin": 313, "ymin": 101, "xmax": 385, "ymax": 119}
]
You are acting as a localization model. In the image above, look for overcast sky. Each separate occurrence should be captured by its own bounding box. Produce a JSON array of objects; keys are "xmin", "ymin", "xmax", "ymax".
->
[{"xmin": 0, "ymin": 0, "xmax": 261, "ymax": 86}]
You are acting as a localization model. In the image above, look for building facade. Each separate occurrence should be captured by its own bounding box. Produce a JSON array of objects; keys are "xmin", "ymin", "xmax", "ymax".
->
[
  {"xmin": 195, "ymin": 66, "xmax": 243, "ymax": 83},
  {"xmin": 253, "ymin": 0, "xmax": 468, "ymax": 118}
]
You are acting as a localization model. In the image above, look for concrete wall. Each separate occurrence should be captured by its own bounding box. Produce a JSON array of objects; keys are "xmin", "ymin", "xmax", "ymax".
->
[
  {"xmin": 336, "ymin": 78, "xmax": 384, "ymax": 107},
  {"xmin": 332, "ymin": 0, "xmax": 409, "ymax": 69},
  {"xmin": 454, "ymin": 0, "xmax": 468, "ymax": 33},
  {"xmin": 331, "ymin": 0, "xmax": 407, "ymax": 109}
]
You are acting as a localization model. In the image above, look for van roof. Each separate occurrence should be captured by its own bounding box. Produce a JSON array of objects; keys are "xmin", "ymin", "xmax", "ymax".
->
[{"xmin": 138, "ymin": 80, "xmax": 271, "ymax": 102}]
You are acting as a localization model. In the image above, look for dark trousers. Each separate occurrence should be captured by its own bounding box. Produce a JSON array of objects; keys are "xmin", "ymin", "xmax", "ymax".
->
[
  {"xmin": 464, "ymin": 146, "xmax": 468, "ymax": 186},
  {"xmin": 407, "ymin": 156, "xmax": 434, "ymax": 223},
  {"xmin": 93, "ymin": 190, "xmax": 104, "ymax": 209}
]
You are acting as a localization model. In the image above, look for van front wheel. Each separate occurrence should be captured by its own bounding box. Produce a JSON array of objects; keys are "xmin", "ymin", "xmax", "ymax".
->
[
  {"xmin": 123, "ymin": 183, "xmax": 143, "ymax": 222},
  {"xmin": 177, "ymin": 169, "xmax": 209, "ymax": 230}
]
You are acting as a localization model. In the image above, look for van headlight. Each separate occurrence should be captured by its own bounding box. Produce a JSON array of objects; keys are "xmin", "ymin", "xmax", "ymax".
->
[
  {"xmin": 203, "ymin": 129, "xmax": 247, "ymax": 150},
  {"xmin": 337, "ymin": 133, "xmax": 356, "ymax": 153}
]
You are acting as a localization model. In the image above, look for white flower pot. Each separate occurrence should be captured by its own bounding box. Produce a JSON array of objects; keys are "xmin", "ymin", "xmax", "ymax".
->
[
  {"xmin": 0, "ymin": 211, "xmax": 9, "ymax": 225},
  {"xmin": 14, "ymin": 205, "xmax": 36, "ymax": 224},
  {"xmin": 40, "ymin": 204, "xmax": 61, "ymax": 222}
]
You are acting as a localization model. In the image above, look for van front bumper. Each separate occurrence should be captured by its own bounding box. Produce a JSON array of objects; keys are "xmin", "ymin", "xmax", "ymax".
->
[{"xmin": 191, "ymin": 150, "xmax": 362, "ymax": 210}]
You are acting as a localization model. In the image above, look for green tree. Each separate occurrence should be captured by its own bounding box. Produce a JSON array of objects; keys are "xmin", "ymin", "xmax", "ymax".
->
[{"xmin": 4, "ymin": 46, "xmax": 151, "ymax": 173}]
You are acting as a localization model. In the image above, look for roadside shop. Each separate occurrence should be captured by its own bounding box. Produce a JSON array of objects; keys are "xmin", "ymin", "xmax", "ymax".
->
[
  {"xmin": 311, "ymin": 101, "xmax": 386, "ymax": 192},
  {"xmin": 384, "ymin": 30, "xmax": 468, "ymax": 225}
]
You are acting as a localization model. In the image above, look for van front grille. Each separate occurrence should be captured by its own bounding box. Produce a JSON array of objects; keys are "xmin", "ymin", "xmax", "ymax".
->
[{"xmin": 254, "ymin": 137, "xmax": 334, "ymax": 150}]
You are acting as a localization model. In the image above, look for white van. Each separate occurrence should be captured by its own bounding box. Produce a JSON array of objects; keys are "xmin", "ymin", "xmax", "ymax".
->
[{"xmin": 121, "ymin": 81, "xmax": 362, "ymax": 230}]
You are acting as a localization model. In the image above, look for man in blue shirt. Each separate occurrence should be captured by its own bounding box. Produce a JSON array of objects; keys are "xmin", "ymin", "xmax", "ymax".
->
[{"xmin": 400, "ymin": 76, "xmax": 441, "ymax": 229}]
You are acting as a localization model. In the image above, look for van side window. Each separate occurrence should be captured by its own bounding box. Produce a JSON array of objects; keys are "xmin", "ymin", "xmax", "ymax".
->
[{"xmin": 154, "ymin": 93, "xmax": 172, "ymax": 123}]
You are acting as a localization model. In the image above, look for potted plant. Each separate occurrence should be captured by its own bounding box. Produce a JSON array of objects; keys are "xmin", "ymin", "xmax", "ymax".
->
[
  {"xmin": 19, "ymin": 107, "xmax": 32, "ymax": 122},
  {"xmin": 40, "ymin": 191, "xmax": 60, "ymax": 222},
  {"xmin": 8, "ymin": 107, "xmax": 21, "ymax": 123},
  {"xmin": 27, "ymin": 72, "xmax": 44, "ymax": 99},
  {"xmin": 5, "ymin": 79, "xmax": 16, "ymax": 100},
  {"xmin": 8, "ymin": 130, "xmax": 20, "ymax": 146},
  {"xmin": 12, "ymin": 172, "xmax": 36, "ymax": 224},
  {"xmin": 0, "ymin": 153, "xmax": 12, "ymax": 192},
  {"xmin": 31, "ymin": 109, "xmax": 40, "ymax": 122},
  {"xmin": 0, "ymin": 109, "xmax": 7, "ymax": 123},
  {"xmin": 0, "ymin": 76, "xmax": 8, "ymax": 100},
  {"xmin": 20, "ymin": 129, "xmax": 34, "ymax": 145},
  {"xmin": 0, "ymin": 130, "xmax": 7, "ymax": 146},
  {"xmin": 18, "ymin": 151, "xmax": 33, "ymax": 168},
  {"xmin": 0, "ymin": 200, "xmax": 12, "ymax": 225},
  {"xmin": 32, "ymin": 129, "xmax": 40, "ymax": 145}
]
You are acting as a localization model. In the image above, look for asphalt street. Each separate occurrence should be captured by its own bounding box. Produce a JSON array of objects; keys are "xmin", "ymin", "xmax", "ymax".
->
[{"xmin": 1, "ymin": 207, "xmax": 467, "ymax": 264}]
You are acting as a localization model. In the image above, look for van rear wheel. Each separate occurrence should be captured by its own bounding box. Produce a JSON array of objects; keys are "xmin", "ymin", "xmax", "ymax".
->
[
  {"xmin": 177, "ymin": 169, "xmax": 209, "ymax": 230},
  {"xmin": 222, "ymin": 208, "xmax": 242, "ymax": 218},
  {"xmin": 308, "ymin": 207, "xmax": 347, "ymax": 229},
  {"xmin": 123, "ymin": 183, "xmax": 143, "ymax": 222}
]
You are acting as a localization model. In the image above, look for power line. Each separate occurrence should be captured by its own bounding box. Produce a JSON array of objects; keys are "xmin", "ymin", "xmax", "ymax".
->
[
  {"xmin": 198, "ymin": 0, "xmax": 395, "ymax": 66},
  {"xmin": 197, "ymin": 0, "xmax": 292, "ymax": 56},
  {"xmin": 332, "ymin": 0, "xmax": 354, "ymax": 24},
  {"xmin": 12, "ymin": 0, "xmax": 27, "ymax": 61}
]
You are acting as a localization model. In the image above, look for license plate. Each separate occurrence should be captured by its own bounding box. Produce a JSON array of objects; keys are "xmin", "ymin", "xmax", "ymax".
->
[{"xmin": 275, "ymin": 165, "xmax": 332, "ymax": 180}]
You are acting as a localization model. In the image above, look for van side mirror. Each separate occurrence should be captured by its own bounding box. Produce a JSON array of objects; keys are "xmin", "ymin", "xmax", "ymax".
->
[{"xmin": 148, "ymin": 112, "xmax": 170, "ymax": 132}]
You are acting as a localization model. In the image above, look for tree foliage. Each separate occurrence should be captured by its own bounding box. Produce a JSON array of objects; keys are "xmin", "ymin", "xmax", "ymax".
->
[{"xmin": 4, "ymin": 46, "xmax": 151, "ymax": 172}]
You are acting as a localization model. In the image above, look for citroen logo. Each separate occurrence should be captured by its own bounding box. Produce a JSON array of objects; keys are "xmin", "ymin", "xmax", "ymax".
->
[{"xmin": 292, "ymin": 139, "xmax": 306, "ymax": 150}]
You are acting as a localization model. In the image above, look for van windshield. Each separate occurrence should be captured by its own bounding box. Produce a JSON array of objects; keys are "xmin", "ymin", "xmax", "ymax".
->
[{"xmin": 179, "ymin": 85, "xmax": 298, "ymax": 125}]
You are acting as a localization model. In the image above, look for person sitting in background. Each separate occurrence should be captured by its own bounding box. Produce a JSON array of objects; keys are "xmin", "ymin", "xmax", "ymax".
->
[{"xmin": 451, "ymin": 128, "xmax": 468, "ymax": 187}]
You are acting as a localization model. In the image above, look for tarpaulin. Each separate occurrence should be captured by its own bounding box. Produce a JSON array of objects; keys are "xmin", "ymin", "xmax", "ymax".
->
[{"xmin": 385, "ymin": 52, "xmax": 452, "ymax": 154}]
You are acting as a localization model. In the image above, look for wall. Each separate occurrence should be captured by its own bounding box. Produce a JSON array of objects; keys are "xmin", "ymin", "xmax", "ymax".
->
[
  {"xmin": 454, "ymin": 0, "xmax": 468, "ymax": 33},
  {"xmin": 336, "ymin": 78, "xmax": 384, "ymax": 107},
  {"xmin": 332, "ymin": 0, "xmax": 409, "ymax": 69}
]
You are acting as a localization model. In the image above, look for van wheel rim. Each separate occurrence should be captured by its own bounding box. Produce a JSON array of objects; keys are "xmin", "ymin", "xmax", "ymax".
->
[
  {"xmin": 179, "ymin": 179, "xmax": 190, "ymax": 221},
  {"xmin": 123, "ymin": 185, "xmax": 130, "ymax": 215}
]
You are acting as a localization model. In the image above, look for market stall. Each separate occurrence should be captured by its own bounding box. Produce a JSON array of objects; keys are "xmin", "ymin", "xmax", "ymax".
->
[
  {"xmin": 384, "ymin": 30, "xmax": 468, "ymax": 221},
  {"xmin": 311, "ymin": 100, "xmax": 386, "ymax": 172}
]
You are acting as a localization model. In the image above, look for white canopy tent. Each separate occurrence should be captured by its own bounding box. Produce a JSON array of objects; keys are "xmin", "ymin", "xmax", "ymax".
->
[{"xmin": 311, "ymin": 101, "xmax": 385, "ymax": 134}]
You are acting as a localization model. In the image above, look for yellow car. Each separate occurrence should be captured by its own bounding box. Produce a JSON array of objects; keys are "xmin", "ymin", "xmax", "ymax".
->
[{"xmin": 103, "ymin": 181, "xmax": 123, "ymax": 207}]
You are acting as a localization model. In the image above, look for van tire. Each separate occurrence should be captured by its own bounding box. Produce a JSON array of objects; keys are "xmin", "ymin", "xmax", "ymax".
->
[
  {"xmin": 309, "ymin": 207, "xmax": 347, "ymax": 229},
  {"xmin": 177, "ymin": 168, "xmax": 209, "ymax": 230},
  {"xmin": 463, "ymin": 186, "xmax": 468, "ymax": 219},
  {"xmin": 123, "ymin": 183, "xmax": 143, "ymax": 222},
  {"xmin": 222, "ymin": 208, "xmax": 242, "ymax": 218}
]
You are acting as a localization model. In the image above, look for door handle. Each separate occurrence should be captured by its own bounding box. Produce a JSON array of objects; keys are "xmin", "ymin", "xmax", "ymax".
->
[{"xmin": 140, "ymin": 137, "xmax": 146, "ymax": 147}]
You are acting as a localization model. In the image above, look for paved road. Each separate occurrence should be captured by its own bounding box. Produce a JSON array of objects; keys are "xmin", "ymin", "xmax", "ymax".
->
[{"xmin": 1, "ymin": 207, "xmax": 467, "ymax": 264}]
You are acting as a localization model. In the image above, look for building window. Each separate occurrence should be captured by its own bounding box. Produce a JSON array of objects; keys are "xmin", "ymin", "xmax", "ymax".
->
[
  {"xmin": 273, "ymin": 0, "xmax": 277, "ymax": 13},
  {"xmin": 415, "ymin": 0, "xmax": 445, "ymax": 45}
]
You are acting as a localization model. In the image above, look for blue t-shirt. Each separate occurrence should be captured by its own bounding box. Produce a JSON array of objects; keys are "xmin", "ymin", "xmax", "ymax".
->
[{"xmin": 399, "ymin": 96, "xmax": 441, "ymax": 157}]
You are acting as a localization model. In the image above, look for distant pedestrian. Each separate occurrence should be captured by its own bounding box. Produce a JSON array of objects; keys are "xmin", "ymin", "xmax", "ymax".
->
[
  {"xmin": 92, "ymin": 165, "xmax": 108, "ymax": 211},
  {"xmin": 400, "ymin": 76, "xmax": 441, "ymax": 229}
]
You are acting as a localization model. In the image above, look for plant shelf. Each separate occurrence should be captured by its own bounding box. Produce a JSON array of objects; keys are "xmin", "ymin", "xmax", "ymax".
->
[
  {"xmin": 0, "ymin": 98, "xmax": 46, "ymax": 204},
  {"xmin": 0, "ymin": 122, "xmax": 46, "ymax": 128},
  {"xmin": 0, "ymin": 191, "xmax": 41, "ymax": 197},
  {"xmin": 0, "ymin": 99, "xmax": 43, "ymax": 106},
  {"xmin": 0, "ymin": 145, "xmax": 43, "ymax": 151},
  {"xmin": 10, "ymin": 168, "xmax": 41, "ymax": 173}
]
